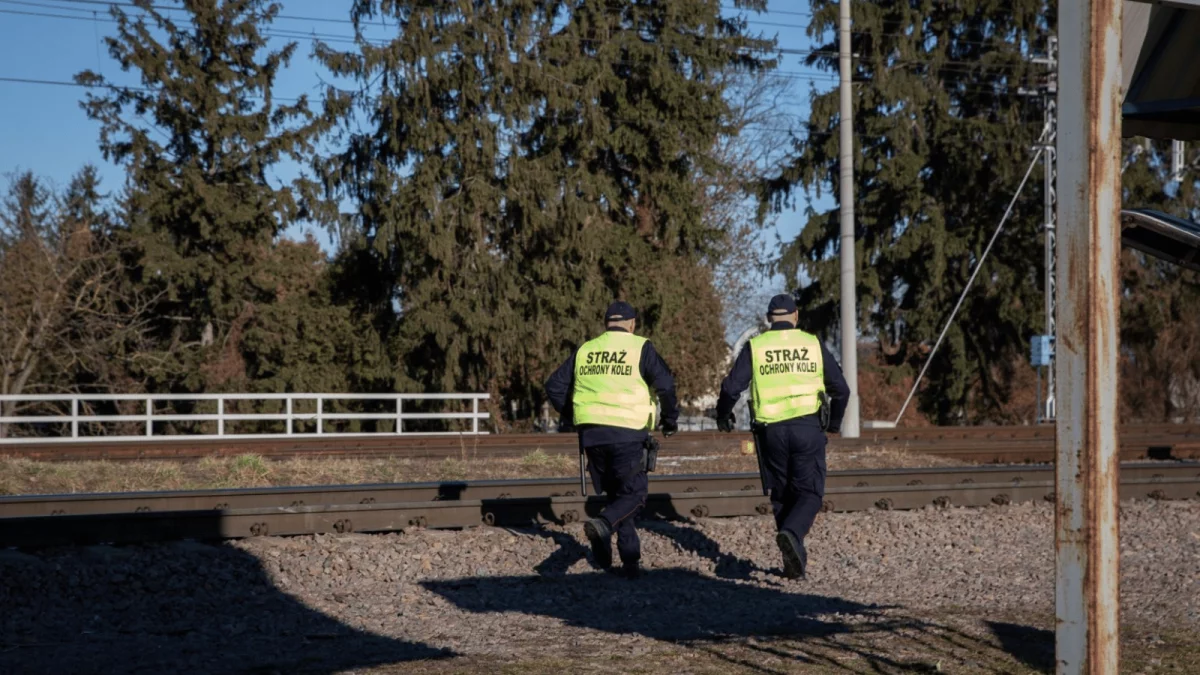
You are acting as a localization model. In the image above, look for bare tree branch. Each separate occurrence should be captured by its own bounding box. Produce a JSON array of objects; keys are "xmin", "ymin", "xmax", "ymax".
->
[
  {"xmin": 701, "ymin": 71, "xmax": 797, "ymax": 341},
  {"xmin": 0, "ymin": 171, "xmax": 157, "ymax": 437}
]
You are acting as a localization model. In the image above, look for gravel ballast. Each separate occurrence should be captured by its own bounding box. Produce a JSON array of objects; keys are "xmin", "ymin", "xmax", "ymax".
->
[{"xmin": 2, "ymin": 500, "xmax": 1198, "ymax": 673}]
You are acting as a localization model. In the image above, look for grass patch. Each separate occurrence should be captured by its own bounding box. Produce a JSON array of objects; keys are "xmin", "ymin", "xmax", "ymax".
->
[
  {"xmin": 0, "ymin": 443, "xmax": 973, "ymax": 496},
  {"xmin": 520, "ymin": 449, "xmax": 573, "ymax": 474},
  {"xmin": 436, "ymin": 457, "xmax": 468, "ymax": 480},
  {"xmin": 230, "ymin": 453, "xmax": 272, "ymax": 479}
]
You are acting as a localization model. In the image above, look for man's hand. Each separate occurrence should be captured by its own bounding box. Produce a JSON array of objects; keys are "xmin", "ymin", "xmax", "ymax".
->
[
  {"xmin": 661, "ymin": 420, "xmax": 678, "ymax": 437},
  {"xmin": 717, "ymin": 413, "xmax": 735, "ymax": 432}
]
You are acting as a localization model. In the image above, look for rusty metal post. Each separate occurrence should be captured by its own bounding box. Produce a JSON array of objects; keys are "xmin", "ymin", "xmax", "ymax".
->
[{"xmin": 1055, "ymin": 0, "xmax": 1122, "ymax": 672}]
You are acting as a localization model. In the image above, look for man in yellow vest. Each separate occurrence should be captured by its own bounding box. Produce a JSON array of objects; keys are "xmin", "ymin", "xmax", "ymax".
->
[
  {"xmin": 544, "ymin": 301, "xmax": 679, "ymax": 578},
  {"xmin": 716, "ymin": 294, "xmax": 850, "ymax": 579}
]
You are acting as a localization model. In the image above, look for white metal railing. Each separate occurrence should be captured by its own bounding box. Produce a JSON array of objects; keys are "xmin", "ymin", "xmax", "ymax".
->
[{"xmin": 0, "ymin": 393, "xmax": 490, "ymax": 444}]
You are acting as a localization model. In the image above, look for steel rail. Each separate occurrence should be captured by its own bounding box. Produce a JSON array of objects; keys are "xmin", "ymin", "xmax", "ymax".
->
[
  {"xmin": 2, "ymin": 437, "xmax": 1200, "ymax": 461},
  {"xmin": 1, "ymin": 465, "xmax": 1197, "ymax": 548},
  {"xmin": 2, "ymin": 463, "xmax": 1196, "ymax": 518},
  {"xmin": 3, "ymin": 429, "xmax": 1200, "ymax": 463},
  {"xmin": 7, "ymin": 420, "xmax": 1200, "ymax": 446}
]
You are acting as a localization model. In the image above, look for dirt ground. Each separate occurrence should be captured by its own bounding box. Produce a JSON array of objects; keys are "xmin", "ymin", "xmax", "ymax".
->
[
  {"xmin": 0, "ymin": 445, "xmax": 964, "ymax": 496},
  {"xmin": 364, "ymin": 621, "xmax": 1197, "ymax": 674},
  {"xmin": 2, "ymin": 501, "xmax": 1197, "ymax": 674}
]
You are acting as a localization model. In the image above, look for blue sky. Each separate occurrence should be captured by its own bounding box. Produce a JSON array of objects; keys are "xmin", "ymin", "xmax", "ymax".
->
[{"xmin": 0, "ymin": 0, "xmax": 836, "ymax": 261}]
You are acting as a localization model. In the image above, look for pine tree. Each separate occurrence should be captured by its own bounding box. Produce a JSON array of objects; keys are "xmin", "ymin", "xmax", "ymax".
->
[
  {"xmin": 1118, "ymin": 139, "xmax": 1200, "ymax": 422},
  {"xmin": 314, "ymin": 1, "xmax": 774, "ymax": 416},
  {"xmin": 512, "ymin": 0, "xmax": 775, "ymax": 407},
  {"xmin": 75, "ymin": 0, "xmax": 381, "ymax": 394},
  {"xmin": 0, "ymin": 171, "xmax": 57, "ymax": 417},
  {"xmin": 767, "ymin": 0, "xmax": 1053, "ymax": 423}
]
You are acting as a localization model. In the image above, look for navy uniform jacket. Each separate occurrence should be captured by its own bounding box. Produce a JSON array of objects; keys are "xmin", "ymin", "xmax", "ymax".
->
[
  {"xmin": 544, "ymin": 327, "xmax": 680, "ymax": 448},
  {"xmin": 716, "ymin": 322, "xmax": 851, "ymax": 433}
]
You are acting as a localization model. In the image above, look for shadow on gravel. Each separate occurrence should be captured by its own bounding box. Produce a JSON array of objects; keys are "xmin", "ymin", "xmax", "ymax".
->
[
  {"xmin": 0, "ymin": 542, "xmax": 451, "ymax": 675},
  {"xmin": 530, "ymin": 528, "xmax": 592, "ymax": 576},
  {"xmin": 528, "ymin": 518, "xmax": 763, "ymax": 579},
  {"xmin": 424, "ymin": 569, "xmax": 1052, "ymax": 673},
  {"xmin": 987, "ymin": 620, "xmax": 1054, "ymax": 672},
  {"xmin": 642, "ymin": 519, "xmax": 767, "ymax": 581},
  {"xmin": 424, "ymin": 568, "xmax": 872, "ymax": 643},
  {"xmin": 525, "ymin": 514, "xmax": 768, "ymax": 578}
]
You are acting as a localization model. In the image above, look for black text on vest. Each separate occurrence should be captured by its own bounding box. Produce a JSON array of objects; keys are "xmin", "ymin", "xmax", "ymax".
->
[{"xmin": 762, "ymin": 348, "xmax": 809, "ymax": 363}]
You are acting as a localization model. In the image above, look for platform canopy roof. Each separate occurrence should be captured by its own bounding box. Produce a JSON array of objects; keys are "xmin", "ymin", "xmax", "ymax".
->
[
  {"xmin": 1120, "ymin": 1, "xmax": 1200, "ymax": 265},
  {"xmin": 1123, "ymin": 0, "xmax": 1200, "ymax": 140}
]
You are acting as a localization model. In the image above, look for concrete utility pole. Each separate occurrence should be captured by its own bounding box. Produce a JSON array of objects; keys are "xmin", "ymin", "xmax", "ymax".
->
[
  {"xmin": 838, "ymin": 0, "xmax": 860, "ymax": 437},
  {"xmin": 1056, "ymin": 0, "xmax": 1122, "ymax": 671}
]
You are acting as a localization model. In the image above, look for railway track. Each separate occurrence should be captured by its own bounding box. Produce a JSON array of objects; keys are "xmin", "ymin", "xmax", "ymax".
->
[
  {"xmin": 0, "ymin": 423, "xmax": 1199, "ymax": 461},
  {"xmin": 2, "ymin": 463, "xmax": 1197, "ymax": 548},
  {"xmin": 4, "ymin": 424, "xmax": 1200, "ymax": 463}
]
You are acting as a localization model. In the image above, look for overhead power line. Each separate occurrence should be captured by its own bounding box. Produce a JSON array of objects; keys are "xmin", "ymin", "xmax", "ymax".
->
[
  {"xmin": 3, "ymin": 2, "xmax": 1054, "ymax": 107},
  {"xmin": 56, "ymin": 0, "xmax": 810, "ymax": 31},
  {"xmin": 0, "ymin": 74, "xmax": 1049, "ymax": 146},
  {"xmin": 0, "ymin": 4, "xmax": 834, "ymax": 85},
  {"xmin": 721, "ymin": 3, "xmax": 813, "ymax": 18},
  {"xmin": 57, "ymin": 0, "xmax": 394, "ymax": 27},
  {"xmin": 5, "ymin": 1, "xmax": 791, "ymax": 55},
  {"xmin": 34, "ymin": 0, "xmax": 1046, "ymax": 54},
  {"xmin": 3, "ymin": 3, "xmax": 1049, "ymax": 82},
  {"xmin": 13, "ymin": 0, "xmax": 1038, "ymax": 71}
]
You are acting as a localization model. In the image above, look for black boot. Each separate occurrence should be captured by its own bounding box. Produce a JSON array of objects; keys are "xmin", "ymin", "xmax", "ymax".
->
[
  {"xmin": 776, "ymin": 530, "xmax": 807, "ymax": 579},
  {"xmin": 621, "ymin": 560, "xmax": 641, "ymax": 580},
  {"xmin": 583, "ymin": 518, "xmax": 613, "ymax": 569}
]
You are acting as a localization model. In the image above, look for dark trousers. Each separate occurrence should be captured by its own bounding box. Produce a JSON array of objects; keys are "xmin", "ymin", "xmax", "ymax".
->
[
  {"xmin": 585, "ymin": 441, "xmax": 648, "ymax": 564},
  {"xmin": 760, "ymin": 423, "xmax": 827, "ymax": 542}
]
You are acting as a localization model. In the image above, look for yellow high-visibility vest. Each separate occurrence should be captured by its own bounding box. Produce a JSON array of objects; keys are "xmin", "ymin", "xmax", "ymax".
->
[
  {"xmin": 572, "ymin": 331, "xmax": 655, "ymax": 430},
  {"xmin": 749, "ymin": 329, "xmax": 825, "ymax": 424}
]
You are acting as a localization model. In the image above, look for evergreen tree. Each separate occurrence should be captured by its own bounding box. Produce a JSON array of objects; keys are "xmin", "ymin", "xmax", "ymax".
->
[
  {"xmin": 314, "ymin": 1, "xmax": 774, "ymax": 416},
  {"xmin": 513, "ymin": 0, "xmax": 775, "ymax": 407},
  {"xmin": 76, "ymin": 0, "xmax": 384, "ymax": 394},
  {"xmin": 1118, "ymin": 140, "xmax": 1200, "ymax": 422},
  {"xmin": 768, "ymin": 0, "xmax": 1053, "ymax": 423},
  {"xmin": 237, "ymin": 236, "xmax": 392, "ymax": 394},
  {"xmin": 0, "ymin": 171, "xmax": 55, "ymax": 243},
  {"xmin": 0, "ymin": 171, "xmax": 57, "ymax": 417}
]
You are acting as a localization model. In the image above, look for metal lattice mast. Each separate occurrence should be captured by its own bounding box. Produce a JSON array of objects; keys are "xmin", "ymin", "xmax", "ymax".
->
[
  {"xmin": 1172, "ymin": 140, "xmax": 1186, "ymax": 182},
  {"xmin": 1035, "ymin": 37, "xmax": 1059, "ymax": 423}
]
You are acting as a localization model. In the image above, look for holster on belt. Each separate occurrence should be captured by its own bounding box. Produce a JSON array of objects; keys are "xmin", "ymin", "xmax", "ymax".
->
[
  {"xmin": 818, "ymin": 391, "xmax": 832, "ymax": 431},
  {"xmin": 642, "ymin": 435, "xmax": 660, "ymax": 472}
]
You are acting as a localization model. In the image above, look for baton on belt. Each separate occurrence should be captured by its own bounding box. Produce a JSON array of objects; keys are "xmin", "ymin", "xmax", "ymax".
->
[
  {"xmin": 749, "ymin": 419, "xmax": 770, "ymax": 497},
  {"xmin": 578, "ymin": 436, "xmax": 587, "ymax": 497}
]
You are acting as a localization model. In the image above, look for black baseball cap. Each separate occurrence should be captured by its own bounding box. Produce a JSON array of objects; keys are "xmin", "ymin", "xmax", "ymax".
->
[
  {"xmin": 767, "ymin": 293, "xmax": 798, "ymax": 316},
  {"xmin": 604, "ymin": 301, "xmax": 638, "ymax": 321}
]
